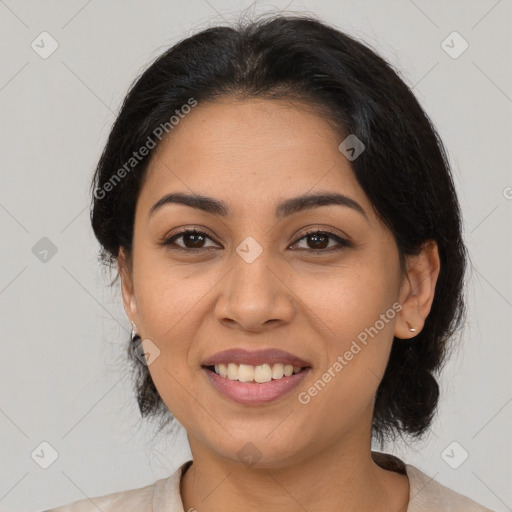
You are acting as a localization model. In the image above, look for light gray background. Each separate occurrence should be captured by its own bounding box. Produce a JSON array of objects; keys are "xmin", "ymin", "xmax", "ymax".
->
[{"xmin": 1, "ymin": 1, "xmax": 511, "ymax": 511}]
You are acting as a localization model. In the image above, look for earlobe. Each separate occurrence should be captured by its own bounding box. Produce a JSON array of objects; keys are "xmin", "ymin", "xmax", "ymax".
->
[
  {"xmin": 394, "ymin": 240, "xmax": 441, "ymax": 340},
  {"xmin": 405, "ymin": 321, "xmax": 416, "ymax": 333},
  {"xmin": 118, "ymin": 247, "xmax": 138, "ymax": 324}
]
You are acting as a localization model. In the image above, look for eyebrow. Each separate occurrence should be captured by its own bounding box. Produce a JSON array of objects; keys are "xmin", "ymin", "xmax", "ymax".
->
[{"xmin": 147, "ymin": 191, "xmax": 368, "ymax": 222}]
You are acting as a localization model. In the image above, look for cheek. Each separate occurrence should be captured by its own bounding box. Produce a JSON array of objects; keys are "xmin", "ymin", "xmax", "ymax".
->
[
  {"xmin": 133, "ymin": 249, "xmax": 218, "ymax": 339},
  {"xmin": 290, "ymin": 257, "xmax": 397, "ymax": 339},
  {"xmin": 130, "ymin": 252, "xmax": 219, "ymax": 410},
  {"xmin": 293, "ymin": 263, "xmax": 398, "ymax": 407}
]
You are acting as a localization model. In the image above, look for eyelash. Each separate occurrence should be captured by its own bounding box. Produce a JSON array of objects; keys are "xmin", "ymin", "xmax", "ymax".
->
[{"xmin": 158, "ymin": 227, "xmax": 351, "ymax": 254}]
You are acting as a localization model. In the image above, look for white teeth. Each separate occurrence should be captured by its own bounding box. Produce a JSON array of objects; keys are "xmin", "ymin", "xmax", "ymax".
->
[
  {"xmin": 271, "ymin": 363, "xmax": 284, "ymax": 379},
  {"xmin": 218, "ymin": 363, "xmax": 228, "ymax": 377},
  {"xmin": 227, "ymin": 363, "xmax": 238, "ymax": 380},
  {"xmin": 212, "ymin": 362, "xmax": 305, "ymax": 382},
  {"xmin": 254, "ymin": 364, "xmax": 272, "ymax": 383},
  {"xmin": 238, "ymin": 364, "xmax": 254, "ymax": 382}
]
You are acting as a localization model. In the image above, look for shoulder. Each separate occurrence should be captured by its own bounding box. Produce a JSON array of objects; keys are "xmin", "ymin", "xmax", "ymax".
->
[
  {"xmin": 405, "ymin": 464, "xmax": 494, "ymax": 512},
  {"xmin": 43, "ymin": 481, "xmax": 157, "ymax": 512},
  {"xmin": 42, "ymin": 460, "xmax": 190, "ymax": 512},
  {"xmin": 371, "ymin": 451, "xmax": 494, "ymax": 512}
]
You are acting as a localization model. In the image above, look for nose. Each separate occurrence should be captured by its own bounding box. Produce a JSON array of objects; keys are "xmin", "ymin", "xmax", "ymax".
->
[{"xmin": 214, "ymin": 251, "xmax": 295, "ymax": 333}]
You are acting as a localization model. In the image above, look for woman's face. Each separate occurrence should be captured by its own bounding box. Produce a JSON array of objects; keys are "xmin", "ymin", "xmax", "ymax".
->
[{"xmin": 120, "ymin": 97, "xmax": 434, "ymax": 468}]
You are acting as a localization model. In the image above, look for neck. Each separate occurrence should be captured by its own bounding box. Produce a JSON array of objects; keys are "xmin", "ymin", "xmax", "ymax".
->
[{"xmin": 180, "ymin": 416, "xmax": 409, "ymax": 512}]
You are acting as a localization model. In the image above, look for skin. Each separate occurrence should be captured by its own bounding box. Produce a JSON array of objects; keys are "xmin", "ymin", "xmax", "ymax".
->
[{"xmin": 118, "ymin": 97, "xmax": 440, "ymax": 512}]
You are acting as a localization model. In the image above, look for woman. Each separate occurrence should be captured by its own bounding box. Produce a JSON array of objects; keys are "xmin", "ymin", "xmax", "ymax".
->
[{"xmin": 47, "ymin": 13, "xmax": 493, "ymax": 512}]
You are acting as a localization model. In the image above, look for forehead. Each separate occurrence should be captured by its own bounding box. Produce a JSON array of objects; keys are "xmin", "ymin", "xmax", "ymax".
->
[{"xmin": 138, "ymin": 98, "xmax": 374, "ymax": 222}]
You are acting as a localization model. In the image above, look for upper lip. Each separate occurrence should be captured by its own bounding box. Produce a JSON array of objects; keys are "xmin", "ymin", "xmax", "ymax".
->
[{"xmin": 202, "ymin": 348, "xmax": 311, "ymax": 368}]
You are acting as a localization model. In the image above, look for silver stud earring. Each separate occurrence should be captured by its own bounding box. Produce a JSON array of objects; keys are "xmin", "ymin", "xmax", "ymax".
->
[
  {"xmin": 406, "ymin": 321, "xmax": 416, "ymax": 333},
  {"xmin": 131, "ymin": 321, "xmax": 138, "ymax": 341}
]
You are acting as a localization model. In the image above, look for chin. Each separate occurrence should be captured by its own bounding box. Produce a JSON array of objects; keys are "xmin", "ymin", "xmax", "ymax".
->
[{"xmin": 203, "ymin": 430, "xmax": 312, "ymax": 470}]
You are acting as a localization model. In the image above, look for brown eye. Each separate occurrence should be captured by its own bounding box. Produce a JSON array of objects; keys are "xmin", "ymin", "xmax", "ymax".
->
[
  {"xmin": 292, "ymin": 230, "xmax": 351, "ymax": 252},
  {"xmin": 306, "ymin": 232, "xmax": 329, "ymax": 249},
  {"xmin": 159, "ymin": 229, "xmax": 220, "ymax": 250},
  {"xmin": 180, "ymin": 231, "xmax": 207, "ymax": 248}
]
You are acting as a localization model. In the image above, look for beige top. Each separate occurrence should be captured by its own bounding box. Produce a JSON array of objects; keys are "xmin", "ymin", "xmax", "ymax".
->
[{"xmin": 44, "ymin": 453, "xmax": 494, "ymax": 511}]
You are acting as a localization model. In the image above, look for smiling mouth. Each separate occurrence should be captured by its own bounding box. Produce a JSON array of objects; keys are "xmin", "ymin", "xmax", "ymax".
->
[{"xmin": 203, "ymin": 363, "xmax": 310, "ymax": 384}]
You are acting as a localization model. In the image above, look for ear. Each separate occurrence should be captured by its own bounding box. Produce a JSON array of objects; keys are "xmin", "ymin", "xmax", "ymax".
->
[
  {"xmin": 118, "ymin": 247, "xmax": 138, "ymax": 326},
  {"xmin": 394, "ymin": 239, "xmax": 441, "ymax": 339}
]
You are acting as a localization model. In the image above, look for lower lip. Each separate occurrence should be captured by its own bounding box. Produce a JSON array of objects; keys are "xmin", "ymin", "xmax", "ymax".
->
[{"xmin": 202, "ymin": 367, "xmax": 311, "ymax": 406}]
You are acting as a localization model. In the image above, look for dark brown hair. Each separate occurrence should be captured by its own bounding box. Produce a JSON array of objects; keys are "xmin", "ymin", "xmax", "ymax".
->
[{"xmin": 90, "ymin": 14, "xmax": 467, "ymax": 446}]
